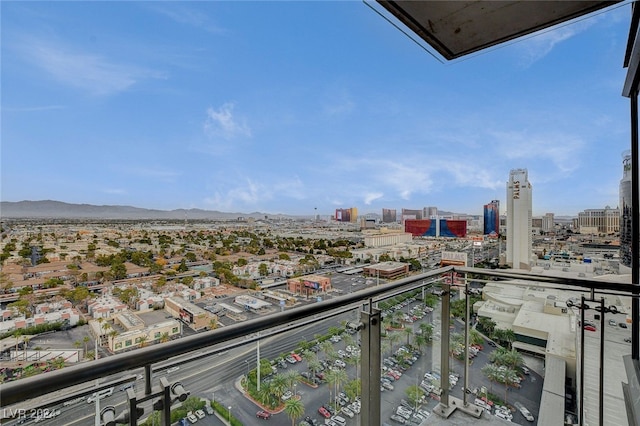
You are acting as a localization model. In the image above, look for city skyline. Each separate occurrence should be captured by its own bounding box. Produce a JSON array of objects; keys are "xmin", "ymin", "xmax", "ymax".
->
[{"xmin": 1, "ymin": 2, "xmax": 632, "ymax": 216}]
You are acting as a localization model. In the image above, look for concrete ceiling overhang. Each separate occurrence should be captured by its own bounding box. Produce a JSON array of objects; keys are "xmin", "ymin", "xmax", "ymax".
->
[{"xmin": 376, "ymin": 1, "xmax": 621, "ymax": 60}]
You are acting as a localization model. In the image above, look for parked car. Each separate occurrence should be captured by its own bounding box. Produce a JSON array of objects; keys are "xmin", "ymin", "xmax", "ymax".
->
[
  {"xmin": 256, "ymin": 410, "xmax": 271, "ymax": 419},
  {"xmin": 390, "ymin": 414, "xmax": 407, "ymax": 424},
  {"xmin": 620, "ymin": 322, "xmax": 628, "ymax": 328},
  {"xmin": 195, "ymin": 410, "xmax": 205, "ymax": 419},
  {"xmin": 186, "ymin": 412, "xmax": 198, "ymax": 423},
  {"xmin": 514, "ymin": 402, "xmax": 534, "ymax": 422},
  {"xmin": 281, "ymin": 391, "xmax": 293, "ymax": 401},
  {"xmin": 318, "ymin": 407, "xmax": 331, "ymax": 418}
]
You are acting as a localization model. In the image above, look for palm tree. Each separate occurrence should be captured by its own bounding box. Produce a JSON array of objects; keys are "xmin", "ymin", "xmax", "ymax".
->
[
  {"xmin": 256, "ymin": 381, "xmax": 274, "ymax": 406},
  {"xmin": 270, "ymin": 373, "xmax": 288, "ymax": 403},
  {"xmin": 284, "ymin": 397, "xmax": 305, "ymax": 426},
  {"xmin": 283, "ymin": 370, "xmax": 301, "ymax": 391},
  {"xmin": 481, "ymin": 363, "xmax": 500, "ymax": 394},
  {"xmin": 326, "ymin": 368, "xmax": 348, "ymax": 408},
  {"xmin": 82, "ymin": 336, "xmax": 90, "ymax": 354},
  {"xmin": 501, "ymin": 368, "xmax": 520, "ymax": 404},
  {"xmin": 404, "ymin": 327, "xmax": 413, "ymax": 346},
  {"xmin": 159, "ymin": 332, "xmax": 170, "ymax": 343},
  {"xmin": 138, "ymin": 335, "xmax": 148, "ymax": 348},
  {"xmin": 387, "ymin": 331, "xmax": 402, "ymax": 354},
  {"xmin": 307, "ymin": 358, "xmax": 322, "ymax": 379}
]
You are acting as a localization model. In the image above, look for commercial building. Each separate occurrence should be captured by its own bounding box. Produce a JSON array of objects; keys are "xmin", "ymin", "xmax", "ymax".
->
[
  {"xmin": 483, "ymin": 200, "xmax": 500, "ymax": 237},
  {"xmin": 363, "ymin": 231, "xmax": 413, "ymax": 248},
  {"xmin": 335, "ymin": 208, "xmax": 358, "ymax": 223},
  {"xmin": 401, "ymin": 208, "xmax": 422, "ymax": 221},
  {"xmin": 164, "ymin": 297, "xmax": 215, "ymax": 331},
  {"xmin": 506, "ymin": 168, "xmax": 533, "ymax": 270},
  {"xmin": 362, "ymin": 261, "xmax": 409, "ymax": 280},
  {"xmin": 287, "ymin": 274, "xmax": 331, "ymax": 297},
  {"xmin": 382, "ymin": 208, "xmax": 397, "ymax": 223},
  {"xmin": 577, "ymin": 207, "xmax": 620, "ymax": 234},
  {"xmin": 404, "ymin": 219, "xmax": 467, "ymax": 238}
]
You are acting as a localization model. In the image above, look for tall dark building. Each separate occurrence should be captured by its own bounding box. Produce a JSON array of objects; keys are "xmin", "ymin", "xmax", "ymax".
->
[
  {"xmin": 382, "ymin": 208, "xmax": 397, "ymax": 223},
  {"xmin": 620, "ymin": 153, "xmax": 632, "ymax": 268},
  {"xmin": 483, "ymin": 200, "xmax": 500, "ymax": 237}
]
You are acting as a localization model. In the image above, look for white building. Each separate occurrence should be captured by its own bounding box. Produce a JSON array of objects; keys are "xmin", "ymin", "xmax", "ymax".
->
[{"xmin": 506, "ymin": 168, "xmax": 533, "ymax": 270}]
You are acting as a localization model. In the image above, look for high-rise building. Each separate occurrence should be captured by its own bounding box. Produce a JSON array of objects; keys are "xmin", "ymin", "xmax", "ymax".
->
[
  {"xmin": 401, "ymin": 208, "xmax": 422, "ymax": 221},
  {"xmin": 620, "ymin": 153, "xmax": 632, "ymax": 268},
  {"xmin": 483, "ymin": 200, "xmax": 500, "ymax": 237},
  {"xmin": 577, "ymin": 207, "xmax": 619, "ymax": 234},
  {"xmin": 335, "ymin": 208, "xmax": 358, "ymax": 223},
  {"xmin": 382, "ymin": 208, "xmax": 397, "ymax": 223},
  {"xmin": 424, "ymin": 206, "xmax": 438, "ymax": 219},
  {"xmin": 506, "ymin": 169, "xmax": 532, "ymax": 270}
]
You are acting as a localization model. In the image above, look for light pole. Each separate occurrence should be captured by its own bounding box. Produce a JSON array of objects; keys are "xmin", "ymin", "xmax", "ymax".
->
[
  {"xmin": 227, "ymin": 406, "xmax": 231, "ymax": 425},
  {"xmin": 245, "ymin": 360, "xmax": 249, "ymax": 379}
]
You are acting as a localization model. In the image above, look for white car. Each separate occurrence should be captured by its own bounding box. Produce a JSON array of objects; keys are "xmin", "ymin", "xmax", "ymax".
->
[
  {"xmin": 514, "ymin": 401, "xmax": 534, "ymax": 422},
  {"xmin": 495, "ymin": 410, "xmax": 512, "ymax": 421},
  {"xmin": 187, "ymin": 412, "xmax": 198, "ymax": 423},
  {"xmin": 195, "ymin": 409, "xmax": 206, "ymax": 419},
  {"xmin": 341, "ymin": 407, "xmax": 355, "ymax": 418},
  {"xmin": 281, "ymin": 390, "xmax": 293, "ymax": 401},
  {"xmin": 87, "ymin": 387, "xmax": 114, "ymax": 403}
]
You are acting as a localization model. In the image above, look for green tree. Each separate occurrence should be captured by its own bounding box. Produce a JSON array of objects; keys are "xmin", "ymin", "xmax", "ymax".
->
[
  {"xmin": 405, "ymin": 384, "xmax": 425, "ymax": 409},
  {"xmin": 269, "ymin": 374, "xmax": 288, "ymax": 402},
  {"xmin": 110, "ymin": 262, "xmax": 127, "ymax": 280},
  {"xmin": 259, "ymin": 263, "xmax": 269, "ymax": 277},
  {"xmin": 284, "ymin": 397, "xmax": 305, "ymax": 426},
  {"xmin": 176, "ymin": 259, "xmax": 188, "ymax": 273},
  {"xmin": 325, "ymin": 368, "xmax": 348, "ymax": 409}
]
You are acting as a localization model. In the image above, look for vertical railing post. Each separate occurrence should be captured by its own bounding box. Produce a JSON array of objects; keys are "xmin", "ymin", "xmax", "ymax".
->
[
  {"xmin": 440, "ymin": 276, "xmax": 452, "ymax": 408},
  {"xmin": 144, "ymin": 365, "xmax": 152, "ymax": 396},
  {"xmin": 630, "ymin": 90, "xmax": 639, "ymax": 361},
  {"xmin": 125, "ymin": 387, "xmax": 138, "ymax": 426},
  {"xmin": 361, "ymin": 306, "xmax": 381, "ymax": 426},
  {"xmin": 463, "ymin": 277, "xmax": 471, "ymax": 407},
  {"xmin": 599, "ymin": 298, "xmax": 605, "ymax": 426},
  {"xmin": 159, "ymin": 377, "xmax": 171, "ymax": 426},
  {"xmin": 580, "ymin": 296, "xmax": 586, "ymax": 426}
]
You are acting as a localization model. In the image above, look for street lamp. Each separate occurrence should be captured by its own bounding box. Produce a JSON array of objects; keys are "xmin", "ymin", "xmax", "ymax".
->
[{"xmin": 227, "ymin": 406, "xmax": 231, "ymax": 425}]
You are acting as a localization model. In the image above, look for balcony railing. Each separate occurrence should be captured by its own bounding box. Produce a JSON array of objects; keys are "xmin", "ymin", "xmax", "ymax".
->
[{"xmin": 0, "ymin": 265, "xmax": 636, "ymax": 426}]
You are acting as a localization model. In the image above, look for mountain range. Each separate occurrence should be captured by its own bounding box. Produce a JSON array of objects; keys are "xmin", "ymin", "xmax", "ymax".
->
[{"xmin": 0, "ymin": 200, "xmax": 284, "ymax": 220}]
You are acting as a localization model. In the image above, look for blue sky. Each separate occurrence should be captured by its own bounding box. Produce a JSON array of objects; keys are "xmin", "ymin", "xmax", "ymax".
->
[{"xmin": 1, "ymin": 1, "xmax": 633, "ymax": 217}]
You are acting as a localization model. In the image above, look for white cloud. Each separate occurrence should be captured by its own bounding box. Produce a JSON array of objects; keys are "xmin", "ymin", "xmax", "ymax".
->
[
  {"xmin": 518, "ymin": 19, "xmax": 595, "ymax": 66},
  {"xmin": 203, "ymin": 103, "xmax": 252, "ymax": 140},
  {"xmin": 363, "ymin": 192, "xmax": 384, "ymax": 205},
  {"xmin": 19, "ymin": 37, "xmax": 165, "ymax": 96},
  {"xmin": 490, "ymin": 129, "xmax": 584, "ymax": 174},
  {"xmin": 151, "ymin": 4, "xmax": 225, "ymax": 34}
]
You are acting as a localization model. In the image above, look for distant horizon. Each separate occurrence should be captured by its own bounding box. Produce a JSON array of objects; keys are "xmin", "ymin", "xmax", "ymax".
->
[{"xmin": 0, "ymin": 199, "xmax": 583, "ymax": 219}]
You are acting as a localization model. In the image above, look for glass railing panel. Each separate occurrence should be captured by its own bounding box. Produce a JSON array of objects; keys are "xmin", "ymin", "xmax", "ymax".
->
[
  {"xmin": 578, "ymin": 290, "xmax": 632, "ymax": 426},
  {"xmin": 375, "ymin": 282, "xmax": 443, "ymax": 426},
  {"xmin": 0, "ymin": 301, "xmax": 370, "ymax": 426}
]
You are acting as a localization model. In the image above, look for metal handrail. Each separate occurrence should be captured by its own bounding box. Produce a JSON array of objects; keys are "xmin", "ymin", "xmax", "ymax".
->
[{"xmin": 0, "ymin": 265, "xmax": 633, "ymax": 409}]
